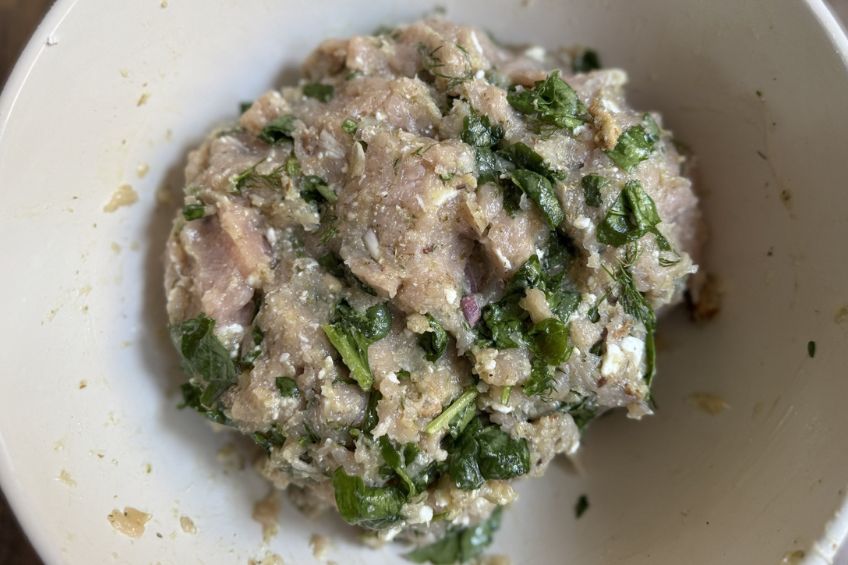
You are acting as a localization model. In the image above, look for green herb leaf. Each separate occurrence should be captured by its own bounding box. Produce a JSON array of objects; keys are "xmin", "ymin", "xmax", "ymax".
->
[
  {"xmin": 239, "ymin": 101, "xmax": 253, "ymax": 114},
  {"xmin": 182, "ymin": 203, "xmax": 206, "ymax": 221},
  {"xmin": 597, "ymin": 180, "xmax": 667, "ymax": 247},
  {"xmin": 239, "ymin": 325, "xmax": 264, "ymax": 368},
  {"xmin": 575, "ymin": 494, "xmax": 590, "ymax": 518},
  {"xmin": 507, "ymin": 71, "xmax": 589, "ymax": 131},
  {"xmin": 231, "ymin": 161, "xmax": 285, "ymax": 193},
  {"xmin": 507, "ymin": 169, "xmax": 564, "ymax": 229},
  {"xmin": 529, "ymin": 317, "xmax": 573, "ymax": 366},
  {"xmin": 572, "ymin": 49, "xmax": 601, "ymax": 73},
  {"xmin": 461, "ymin": 110, "xmax": 504, "ymax": 148},
  {"xmin": 170, "ymin": 314, "xmax": 238, "ymax": 406},
  {"xmin": 303, "ymin": 83, "xmax": 335, "ymax": 102},
  {"xmin": 581, "ymin": 174, "xmax": 607, "ymax": 208},
  {"xmin": 425, "ymin": 388, "xmax": 478, "ymax": 434},
  {"xmin": 605, "ymin": 114, "xmax": 660, "ymax": 171},
  {"xmin": 479, "ymin": 300, "xmax": 528, "ymax": 349},
  {"xmin": 342, "ymin": 118, "xmax": 358, "ymax": 135},
  {"xmin": 379, "ymin": 436, "xmax": 417, "ymax": 496},
  {"xmin": 446, "ymin": 418, "xmax": 485, "ymax": 490},
  {"xmin": 558, "ymin": 395, "xmax": 599, "ymax": 431},
  {"xmin": 275, "ymin": 376, "xmax": 300, "ymax": 398},
  {"xmin": 251, "ymin": 426, "xmax": 286, "ymax": 454},
  {"xmin": 178, "ymin": 382, "xmax": 231, "ymax": 425},
  {"xmin": 332, "ymin": 468, "xmax": 404, "ymax": 530},
  {"xmin": 258, "ymin": 115, "xmax": 296, "ymax": 145},
  {"xmin": 322, "ymin": 300, "xmax": 392, "ymax": 390},
  {"xmin": 405, "ymin": 507, "xmax": 503, "ymax": 564},
  {"xmin": 613, "ymin": 265, "xmax": 656, "ymax": 332},
  {"xmin": 522, "ymin": 359, "xmax": 555, "ymax": 398},
  {"xmin": 362, "ymin": 390, "xmax": 382, "ymax": 433},
  {"xmin": 418, "ymin": 314, "xmax": 449, "ymax": 362},
  {"xmin": 300, "ymin": 175, "xmax": 337, "ymax": 203},
  {"xmin": 499, "ymin": 142, "xmax": 564, "ymax": 181},
  {"xmin": 447, "ymin": 418, "xmax": 529, "ymax": 490}
]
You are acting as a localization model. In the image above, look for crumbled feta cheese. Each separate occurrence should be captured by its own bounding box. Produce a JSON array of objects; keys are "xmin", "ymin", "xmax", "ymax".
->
[
  {"xmin": 524, "ymin": 46, "xmax": 546, "ymax": 62},
  {"xmin": 469, "ymin": 31, "xmax": 484, "ymax": 55},
  {"xmin": 494, "ymin": 248, "xmax": 512, "ymax": 270},
  {"xmin": 601, "ymin": 343, "xmax": 625, "ymax": 377},
  {"xmin": 364, "ymin": 229, "xmax": 381, "ymax": 260},
  {"xmin": 474, "ymin": 69, "xmax": 485, "ymax": 79},
  {"xmin": 574, "ymin": 216, "xmax": 592, "ymax": 230},
  {"xmin": 444, "ymin": 287, "xmax": 458, "ymax": 305},
  {"xmin": 620, "ymin": 336, "xmax": 645, "ymax": 368}
]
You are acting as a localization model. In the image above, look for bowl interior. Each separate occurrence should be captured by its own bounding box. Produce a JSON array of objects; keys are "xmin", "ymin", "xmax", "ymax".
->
[{"xmin": 1, "ymin": 1, "xmax": 847, "ymax": 563}]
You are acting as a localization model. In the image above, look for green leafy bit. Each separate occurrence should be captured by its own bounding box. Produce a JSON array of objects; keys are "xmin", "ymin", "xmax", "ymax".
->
[
  {"xmin": 178, "ymin": 382, "xmax": 230, "ymax": 425},
  {"xmin": 575, "ymin": 494, "xmax": 590, "ymax": 518},
  {"xmin": 609, "ymin": 263, "xmax": 656, "ymax": 390},
  {"xmin": 182, "ymin": 203, "xmax": 206, "ymax": 221},
  {"xmin": 342, "ymin": 118, "xmax": 358, "ymax": 135},
  {"xmin": 239, "ymin": 325, "xmax": 264, "ymax": 368},
  {"xmin": 275, "ymin": 376, "xmax": 300, "ymax": 398},
  {"xmin": 231, "ymin": 161, "xmax": 285, "ymax": 193},
  {"xmin": 405, "ymin": 506, "xmax": 503, "ymax": 564},
  {"xmin": 425, "ymin": 388, "xmax": 478, "ymax": 434},
  {"xmin": 499, "ymin": 142, "xmax": 564, "ymax": 181},
  {"xmin": 239, "ymin": 101, "xmax": 253, "ymax": 114},
  {"xmin": 332, "ymin": 468, "xmax": 404, "ymax": 529},
  {"xmin": 258, "ymin": 115, "xmax": 297, "ymax": 144},
  {"xmin": 558, "ymin": 395, "xmax": 599, "ymax": 431},
  {"xmin": 447, "ymin": 418, "xmax": 530, "ymax": 490},
  {"xmin": 418, "ymin": 314, "xmax": 449, "ymax": 362},
  {"xmin": 581, "ymin": 174, "xmax": 607, "ymax": 208},
  {"xmin": 529, "ymin": 318, "xmax": 573, "ymax": 366},
  {"xmin": 379, "ymin": 436, "xmax": 418, "ymax": 497},
  {"xmin": 605, "ymin": 114, "xmax": 660, "ymax": 171},
  {"xmin": 507, "ymin": 70, "xmax": 589, "ymax": 131},
  {"xmin": 572, "ymin": 48, "xmax": 601, "ymax": 73},
  {"xmin": 361, "ymin": 390, "xmax": 382, "ymax": 433},
  {"xmin": 303, "ymin": 82, "xmax": 335, "ymax": 102},
  {"xmin": 807, "ymin": 340, "xmax": 816, "ymax": 358},
  {"xmin": 300, "ymin": 175, "xmax": 337, "ymax": 203},
  {"xmin": 251, "ymin": 426, "xmax": 286, "ymax": 454},
  {"xmin": 170, "ymin": 314, "xmax": 237, "ymax": 407},
  {"xmin": 461, "ymin": 110, "xmax": 504, "ymax": 148},
  {"xmin": 522, "ymin": 359, "xmax": 555, "ymax": 398},
  {"xmin": 507, "ymin": 169, "xmax": 564, "ymax": 229},
  {"xmin": 397, "ymin": 369, "xmax": 412, "ymax": 381},
  {"xmin": 597, "ymin": 180, "xmax": 670, "ymax": 249},
  {"xmin": 317, "ymin": 252, "xmax": 377, "ymax": 296},
  {"xmin": 322, "ymin": 300, "xmax": 392, "ymax": 390},
  {"xmin": 500, "ymin": 386, "xmax": 512, "ymax": 405}
]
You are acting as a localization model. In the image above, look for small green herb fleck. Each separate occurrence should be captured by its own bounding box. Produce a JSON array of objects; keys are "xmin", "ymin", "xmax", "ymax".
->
[
  {"xmin": 379, "ymin": 436, "xmax": 417, "ymax": 496},
  {"xmin": 178, "ymin": 382, "xmax": 230, "ymax": 425},
  {"xmin": 285, "ymin": 155, "xmax": 300, "ymax": 177},
  {"xmin": 461, "ymin": 110, "xmax": 504, "ymax": 148},
  {"xmin": 182, "ymin": 203, "xmax": 205, "ymax": 221},
  {"xmin": 303, "ymin": 82, "xmax": 334, "ymax": 102},
  {"xmin": 605, "ymin": 114, "xmax": 660, "ymax": 171},
  {"xmin": 170, "ymin": 314, "xmax": 237, "ymax": 407},
  {"xmin": 275, "ymin": 376, "xmax": 300, "ymax": 398},
  {"xmin": 362, "ymin": 390, "xmax": 382, "ymax": 433},
  {"xmin": 572, "ymin": 49, "xmax": 602, "ymax": 73},
  {"xmin": 251, "ymin": 426, "xmax": 286, "ymax": 454},
  {"xmin": 807, "ymin": 340, "xmax": 816, "ymax": 358},
  {"xmin": 258, "ymin": 115, "xmax": 296, "ymax": 145},
  {"xmin": 597, "ymin": 180, "xmax": 669, "ymax": 248},
  {"xmin": 575, "ymin": 494, "xmax": 590, "ymax": 518},
  {"xmin": 507, "ymin": 169, "xmax": 564, "ymax": 228},
  {"xmin": 396, "ymin": 369, "xmax": 411, "ymax": 381},
  {"xmin": 507, "ymin": 71, "xmax": 589, "ymax": 131},
  {"xmin": 342, "ymin": 118, "xmax": 358, "ymax": 135},
  {"xmin": 300, "ymin": 175, "xmax": 337, "ymax": 203},
  {"xmin": 529, "ymin": 317, "xmax": 573, "ymax": 366},
  {"xmin": 332, "ymin": 468, "xmax": 404, "ymax": 530},
  {"xmin": 239, "ymin": 101, "xmax": 253, "ymax": 114},
  {"xmin": 322, "ymin": 300, "xmax": 391, "ymax": 390},
  {"xmin": 418, "ymin": 314, "xmax": 449, "ymax": 362},
  {"xmin": 500, "ymin": 386, "xmax": 512, "ymax": 405},
  {"xmin": 558, "ymin": 395, "xmax": 599, "ymax": 431},
  {"xmin": 581, "ymin": 174, "xmax": 607, "ymax": 208},
  {"xmin": 425, "ymin": 388, "xmax": 478, "ymax": 434},
  {"xmin": 405, "ymin": 506, "xmax": 503, "ymax": 564}
]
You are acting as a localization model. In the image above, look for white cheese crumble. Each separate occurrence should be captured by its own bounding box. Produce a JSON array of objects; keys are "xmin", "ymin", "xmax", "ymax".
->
[
  {"xmin": 574, "ymin": 216, "xmax": 592, "ymax": 230},
  {"xmin": 524, "ymin": 46, "xmax": 546, "ymax": 62},
  {"xmin": 364, "ymin": 229, "xmax": 381, "ymax": 260},
  {"xmin": 600, "ymin": 343, "xmax": 625, "ymax": 377},
  {"xmin": 444, "ymin": 287, "xmax": 458, "ymax": 305}
]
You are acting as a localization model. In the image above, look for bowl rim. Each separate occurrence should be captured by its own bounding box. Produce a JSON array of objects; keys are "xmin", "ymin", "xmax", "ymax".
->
[{"xmin": 0, "ymin": 1, "xmax": 847, "ymax": 563}]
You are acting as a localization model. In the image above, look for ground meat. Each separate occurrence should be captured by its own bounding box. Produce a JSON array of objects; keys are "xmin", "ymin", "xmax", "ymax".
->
[{"xmin": 164, "ymin": 17, "xmax": 701, "ymax": 550}]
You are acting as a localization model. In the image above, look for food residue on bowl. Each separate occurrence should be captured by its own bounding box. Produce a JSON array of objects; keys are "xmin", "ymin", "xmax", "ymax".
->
[
  {"xmin": 57, "ymin": 469, "xmax": 76, "ymax": 487},
  {"xmin": 103, "ymin": 184, "xmax": 138, "ymax": 213},
  {"xmin": 310, "ymin": 533, "xmax": 331, "ymax": 560},
  {"xmin": 252, "ymin": 490, "xmax": 280, "ymax": 543},
  {"xmin": 179, "ymin": 515, "xmax": 197, "ymax": 534},
  {"xmin": 107, "ymin": 507, "xmax": 151, "ymax": 538},
  {"xmin": 689, "ymin": 392, "xmax": 729, "ymax": 415}
]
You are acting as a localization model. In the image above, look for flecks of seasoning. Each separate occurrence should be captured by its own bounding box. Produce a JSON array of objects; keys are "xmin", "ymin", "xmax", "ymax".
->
[
  {"xmin": 781, "ymin": 550, "xmax": 805, "ymax": 564},
  {"xmin": 78, "ymin": 380, "xmax": 88, "ymax": 390},
  {"xmin": 58, "ymin": 469, "xmax": 76, "ymax": 487},
  {"xmin": 252, "ymin": 490, "xmax": 280, "ymax": 542},
  {"xmin": 217, "ymin": 442, "xmax": 245, "ymax": 471},
  {"xmin": 834, "ymin": 305, "xmax": 848, "ymax": 324},
  {"xmin": 136, "ymin": 163, "xmax": 150, "ymax": 178},
  {"xmin": 686, "ymin": 273, "xmax": 722, "ymax": 322},
  {"xmin": 779, "ymin": 189, "xmax": 792, "ymax": 206},
  {"xmin": 574, "ymin": 494, "xmax": 589, "ymax": 518},
  {"xmin": 807, "ymin": 341, "xmax": 816, "ymax": 358},
  {"xmin": 107, "ymin": 507, "xmax": 151, "ymax": 538},
  {"xmin": 103, "ymin": 184, "xmax": 138, "ymax": 213},
  {"xmin": 179, "ymin": 515, "xmax": 197, "ymax": 534},
  {"xmin": 137, "ymin": 92, "xmax": 151, "ymax": 107},
  {"xmin": 756, "ymin": 150, "xmax": 767, "ymax": 160},
  {"xmin": 248, "ymin": 552, "xmax": 285, "ymax": 565},
  {"xmin": 690, "ymin": 392, "xmax": 729, "ymax": 415},
  {"xmin": 755, "ymin": 90, "xmax": 763, "ymax": 98},
  {"xmin": 310, "ymin": 533, "xmax": 331, "ymax": 560},
  {"xmin": 766, "ymin": 246, "xmax": 774, "ymax": 257}
]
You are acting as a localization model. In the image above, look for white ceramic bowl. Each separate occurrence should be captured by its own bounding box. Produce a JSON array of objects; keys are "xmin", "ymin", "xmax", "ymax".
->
[{"xmin": 2, "ymin": 1, "xmax": 847, "ymax": 563}]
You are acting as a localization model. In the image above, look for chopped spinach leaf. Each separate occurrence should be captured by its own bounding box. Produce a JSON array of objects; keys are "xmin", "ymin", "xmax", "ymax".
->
[
  {"xmin": 581, "ymin": 174, "xmax": 607, "ymax": 208},
  {"xmin": 342, "ymin": 118, "xmax": 358, "ymax": 135},
  {"xmin": 522, "ymin": 359, "xmax": 555, "ymax": 398},
  {"xmin": 605, "ymin": 114, "xmax": 660, "ymax": 171},
  {"xmin": 474, "ymin": 146, "xmax": 513, "ymax": 186},
  {"xmin": 507, "ymin": 70, "xmax": 589, "ymax": 131},
  {"xmin": 575, "ymin": 494, "xmax": 590, "ymax": 518},
  {"xmin": 170, "ymin": 314, "xmax": 238, "ymax": 406},
  {"xmin": 251, "ymin": 426, "xmax": 286, "ymax": 454},
  {"xmin": 332, "ymin": 468, "xmax": 404, "ymax": 529},
  {"xmin": 418, "ymin": 314, "xmax": 449, "ymax": 362},
  {"xmin": 362, "ymin": 390, "xmax": 382, "ymax": 433},
  {"xmin": 529, "ymin": 317, "xmax": 573, "ymax": 366},
  {"xmin": 322, "ymin": 300, "xmax": 392, "ymax": 390},
  {"xmin": 499, "ymin": 142, "xmax": 564, "ymax": 181},
  {"xmin": 258, "ymin": 115, "xmax": 296, "ymax": 145},
  {"xmin": 572, "ymin": 48, "xmax": 601, "ymax": 73},
  {"xmin": 479, "ymin": 299, "xmax": 528, "ymax": 349},
  {"xmin": 461, "ymin": 110, "xmax": 504, "ymax": 148},
  {"xmin": 447, "ymin": 418, "xmax": 529, "ymax": 489},
  {"xmin": 182, "ymin": 203, "xmax": 206, "ymax": 221},
  {"xmin": 507, "ymin": 169, "xmax": 564, "ymax": 228},
  {"xmin": 405, "ymin": 506, "xmax": 503, "ymax": 564},
  {"xmin": 425, "ymin": 388, "xmax": 478, "ymax": 434},
  {"xmin": 379, "ymin": 436, "xmax": 417, "ymax": 496},
  {"xmin": 597, "ymin": 180, "xmax": 669, "ymax": 248},
  {"xmin": 446, "ymin": 399, "xmax": 477, "ymax": 439},
  {"xmin": 303, "ymin": 82, "xmax": 335, "ymax": 102},
  {"xmin": 300, "ymin": 175, "xmax": 337, "ymax": 203},
  {"xmin": 275, "ymin": 376, "xmax": 300, "ymax": 398},
  {"xmin": 178, "ymin": 382, "xmax": 230, "ymax": 425}
]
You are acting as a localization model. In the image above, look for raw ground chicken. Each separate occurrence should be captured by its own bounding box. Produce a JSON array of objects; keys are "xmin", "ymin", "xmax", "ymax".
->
[{"xmin": 164, "ymin": 17, "xmax": 701, "ymax": 553}]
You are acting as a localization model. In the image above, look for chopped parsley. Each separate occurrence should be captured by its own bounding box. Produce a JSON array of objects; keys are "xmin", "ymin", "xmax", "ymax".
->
[
  {"xmin": 507, "ymin": 70, "xmax": 589, "ymax": 131},
  {"xmin": 182, "ymin": 203, "xmax": 206, "ymax": 221},
  {"xmin": 418, "ymin": 314, "xmax": 449, "ymax": 362},
  {"xmin": 258, "ymin": 115, "xmax": 296, "ymax": 145},
  {"xmin": 332, "ymin": 468, "xmax": 404, "ymax": 529},
  {"xmin": 605, "ymin": 114, "xmax": 660, "ymax": 171},
  {"xmin": 322, "ymin": 300, "xmax": 391, "ymax": 390},
  {"xmin": 572, "ymin": 49, "xmax": 602, "ymax": 73},
  {"xmin": 239, "ymin": 325, "xmax": 264, "ymax": 368},
  {"xmin": 341, "ymin": 118, "xmax": 358, "ymax": 135},
  {"xmin": 529, "ymin": 317, "xmax": 573, "ymax": 366},
  {"xmin": 178, "ymin": 382, "xmax": 230, "ymax": 425},
  {"xmin": 405, "ymin": 507, "xmax": 503, "ymax": 564},
  {"xmin": 506, "ymin": 169, "xmax": 564, "ymax": 228},
  {"xmin": 275, "ymin": 376, "xmax": 300, "ymax": 398},
  {"xmin": 446, "ymin": 417, "xmax": 530, "ymax": 490},
  {"xmin": 231, "ymin": 161, "xmax": 285, "ymax": 193},
  {"xmin": 300, "ymin": 175, "xmax": 337, "ymax": 203},
  {"xmin": 425, "ymin": 388, "xmax": 478, "ymax": 434},
  {"xmin": 303, "ymin": 82, "xmax": 334, "ymax": 102},
  {"xmin": 251, "ymin": 426, "xmax": 286, "ymax": 454},
  {"xmin": 461, "ymin": 110, "xmax": 504, "ymax": 148},
  {"xmin": 170, "ymin": 314, "xmax": 237, "ymax": 407},
  {"xmin": 597, "ymin": 180, "xmax": 671, "ymax": 250},
  {"xmin": 379, "ymin": 436, "xmax": 418, "ymax": 497},
  {"xmin": 581, "ymin": 174, "xmax": 607, "ymax": 208}
]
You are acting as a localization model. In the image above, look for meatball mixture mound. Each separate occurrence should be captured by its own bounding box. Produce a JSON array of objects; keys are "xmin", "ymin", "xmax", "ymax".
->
[{"xmin": 165, "ymin": 18, "xmax": 700, "ymax": 552}]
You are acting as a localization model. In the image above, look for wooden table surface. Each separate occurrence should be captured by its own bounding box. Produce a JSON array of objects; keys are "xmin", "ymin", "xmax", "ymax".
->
[{"xmin": 0, "ymin": 1, "xmax": 846, "ymax": 564}]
